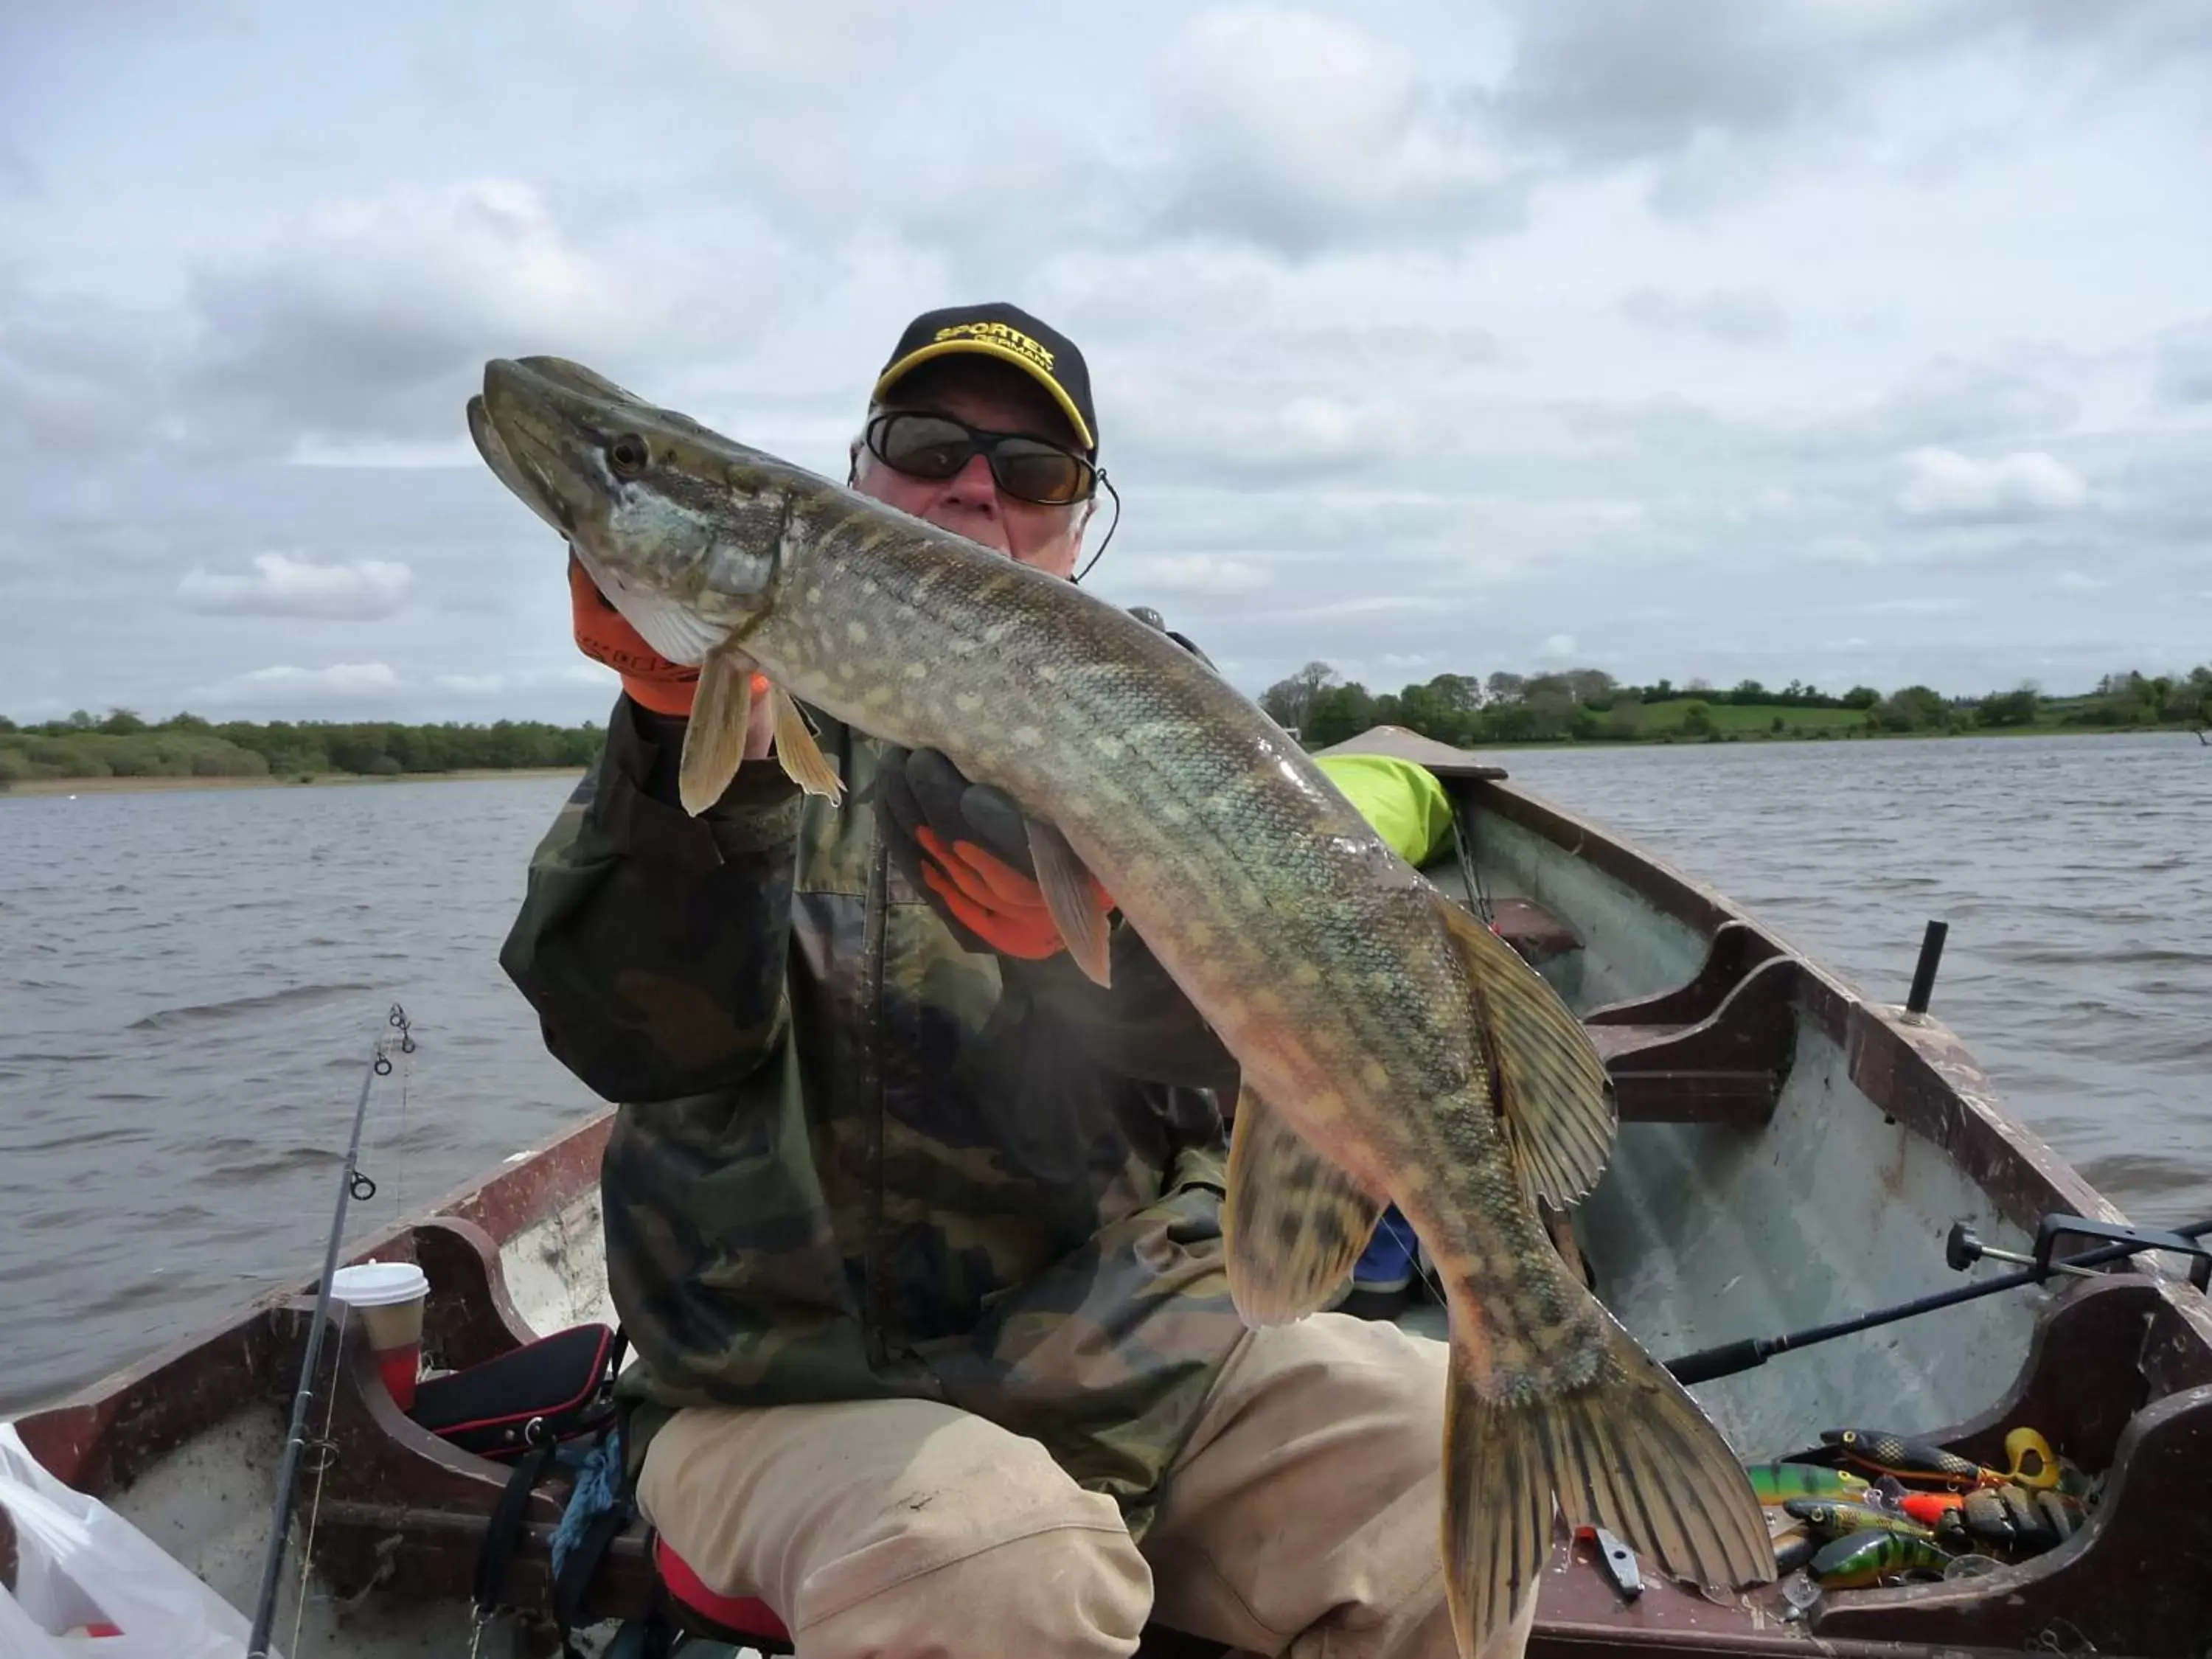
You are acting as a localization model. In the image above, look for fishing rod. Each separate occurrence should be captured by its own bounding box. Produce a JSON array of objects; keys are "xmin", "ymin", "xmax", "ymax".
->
[
  {"xmin": 1664, "ymin": 1211, "xmax": 2212, "ymax": 1387},
  {"xmin": 245, "ymin": 1004, "xmax": 411, "ymax": 1659}
]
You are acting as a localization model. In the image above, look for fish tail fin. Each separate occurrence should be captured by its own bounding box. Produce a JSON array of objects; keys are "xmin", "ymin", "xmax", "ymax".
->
[{"xmin": 1444, "ymin": 1308, "xmax": 1773, "ymax": 1658}]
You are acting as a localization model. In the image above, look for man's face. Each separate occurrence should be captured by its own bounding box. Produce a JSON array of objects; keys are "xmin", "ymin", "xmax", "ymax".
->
[{"xmin": 851, "ymin": 358, "xmax": 1093, "ymax": 580}]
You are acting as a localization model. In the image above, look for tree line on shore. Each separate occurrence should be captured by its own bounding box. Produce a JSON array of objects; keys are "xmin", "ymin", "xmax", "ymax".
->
[
  {"xmin": 6, "ymin": 661, "xmax": 2208, "ymax": 787},
  {"xmin": 1260, "ymin": 664, "xmax": 2212, "ymax": 750},
  {"xmin": 0, "ymin": 709, "xmax": 604, "ymax": 785}
]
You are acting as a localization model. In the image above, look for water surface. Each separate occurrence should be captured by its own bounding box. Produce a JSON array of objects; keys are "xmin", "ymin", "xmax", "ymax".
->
[{"xmin": 3, "ymin": 734, "xmax": 2207, "ymax": 1415}]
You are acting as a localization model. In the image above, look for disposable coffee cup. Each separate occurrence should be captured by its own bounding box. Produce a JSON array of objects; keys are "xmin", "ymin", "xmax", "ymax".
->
[{"xmin": 329, "ymin": 1261, "xmax": 430, "ymax": 1411}]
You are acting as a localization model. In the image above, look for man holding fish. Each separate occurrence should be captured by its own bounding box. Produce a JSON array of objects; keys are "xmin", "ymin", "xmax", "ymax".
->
[{"xmin": 488, "ymin": 303, "xmax": 1767, "ymax": 1659}]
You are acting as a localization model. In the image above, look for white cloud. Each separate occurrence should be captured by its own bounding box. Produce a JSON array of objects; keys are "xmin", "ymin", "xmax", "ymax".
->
[
  {"xmin": 287, "ymin": 436, "xmax": 481, "ymax": 469},
  {"xmin": 208, "ymin": 662, "xmax": 406, "ymax": 705},
  {"xmin": 1534, "ymin": 633, "xmax": 1579, "ymax": 660},
  {"xmin": 2155, "ymin": 320, "xmax": 2212, "ymax": 405},
  {"xmin": 432, "ymin": 664, "xmax": 619, "ymax": 695},
  {"xmin": 1894, "ymin": 448, "xmax": 2090, "ymax": 522},
  {"xmin": 1621, "ymin": 286, "xmax": 1788, "ymax": 344},
  {"xmin": 1109, "ymin": 554, "xmax": 1270, "ymax": 596},
  {"xmin": 184, "ymin": 179, "xmax": 673, "ymax": 451},
  {"xmin": 2052, "ymin": 571, "xmax": 2108, "ymax": 591},
  {"xmin": 177, "ymin": 553, "xmax": 416, "ymax": 619},
  {"xmin": 1805, "ymin": 538, "xmax": 1882, "ymax": 566},
  {"xmin": 1147, "ymin": 7, "xmax": 1521, "ymax": 252}
]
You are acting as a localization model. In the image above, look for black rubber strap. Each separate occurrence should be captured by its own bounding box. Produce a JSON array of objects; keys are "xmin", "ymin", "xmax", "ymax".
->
[
  {"xmin": 473, "ymin": 1436, "xmax": 557, "ymax": 1615},
  {"xmin": 551, "ymin": 1498, "xmax": 632, "ymax": 1634}
]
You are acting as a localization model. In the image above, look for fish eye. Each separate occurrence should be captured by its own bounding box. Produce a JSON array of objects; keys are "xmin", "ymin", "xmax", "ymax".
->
[{"xmin": 608, "ymin": 434, "xmax": 650, "ymax": 478}]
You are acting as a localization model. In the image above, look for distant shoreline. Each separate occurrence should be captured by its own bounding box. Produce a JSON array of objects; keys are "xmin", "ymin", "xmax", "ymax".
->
[{"xmin": 1, "ymin": 766, "xmax": 587, "ymax": 800}]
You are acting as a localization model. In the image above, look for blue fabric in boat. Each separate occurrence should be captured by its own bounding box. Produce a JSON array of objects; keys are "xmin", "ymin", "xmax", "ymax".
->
[{"xmin": 550, "ymin": 1422, "xmax": 624, "ymax": 1585}]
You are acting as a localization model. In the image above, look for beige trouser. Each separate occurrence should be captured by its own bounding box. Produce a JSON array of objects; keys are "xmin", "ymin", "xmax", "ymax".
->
[{"xmin": 637, "ymin": 1313, "xmax": 1519, "ymax": 1658}]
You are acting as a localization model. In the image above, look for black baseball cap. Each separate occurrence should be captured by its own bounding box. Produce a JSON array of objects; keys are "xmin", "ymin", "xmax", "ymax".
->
[{"xmin": 873, "ymin": 302, "xmax": 1097, "ymax": 454}]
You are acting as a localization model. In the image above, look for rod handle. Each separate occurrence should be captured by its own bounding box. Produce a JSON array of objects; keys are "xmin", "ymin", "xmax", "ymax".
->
[{"xmin": 1665, "ymin": 1338, "xmax": 1768, "ymax": 1386}]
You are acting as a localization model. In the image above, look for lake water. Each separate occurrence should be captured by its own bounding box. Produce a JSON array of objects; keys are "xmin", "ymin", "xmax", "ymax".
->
[{"xmin": 3, "ymin": 733, "xmax": 2208, "ymax": 1415}]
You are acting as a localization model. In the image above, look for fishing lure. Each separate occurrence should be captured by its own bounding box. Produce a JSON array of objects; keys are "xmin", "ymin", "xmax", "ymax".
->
[
  {"xmin": 1897, "ymin": 1490, "xmax": 1966, "ymax": 1526},
  {"xmin": 1747, "ymin": 1461, "xmax": 1874, "ymax": 1506},
  {"xmin": 1939, "ymin": 1489, "xmax": 2018, "ymax": 1552},
  {"xmin": 1784, "ymin": 1499, "xmax": 1935, "ymax": 1540},
  {"xmin": 1773, "ymin": 1528, "xmax": 1820, "ymax": 1576},
  {"xmin": 1938, "ymin": 1484, "xmax": 2087, "ymax": 1555},
  {"xmin": 1809, "ymin": 1528, "xmax": 1955, "ymax": 1589},
  {"xmin": 2003, "ymin": 1427, "xmax": 2060, "ymax": 1492},
  {"xmin": 1821, "ymin": 1428, "xmax": 1993, "ymax": 1488},
  {"xmin": 2036, "ymin": 1489, "xmax": 2085, "ymax": 1543}
]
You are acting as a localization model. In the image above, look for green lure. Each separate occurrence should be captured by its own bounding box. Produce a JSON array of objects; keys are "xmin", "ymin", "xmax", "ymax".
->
[
  {"xmin": 1784, "ymin": 1498, "xmax": 1935, "ymax": 1540},
  {"xmin": 1809, "ymin": 1528, "xmax": 1955, "ymax": 1589},
  {"xmin": 1747, "ymin": 1461, "xmax": 1873, "ymax": 1506}
]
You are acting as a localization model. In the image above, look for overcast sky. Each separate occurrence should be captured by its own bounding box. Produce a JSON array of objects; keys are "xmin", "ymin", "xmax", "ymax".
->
[{"xmin": 4, "ymin": 1, "xmax": 2208, "ymax": 724}]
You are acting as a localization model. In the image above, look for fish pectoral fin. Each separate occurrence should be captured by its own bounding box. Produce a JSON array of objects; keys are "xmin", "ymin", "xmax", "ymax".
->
[
  {"xmin": 588, "ymin": 566, "xmax": 729, "ymax": 666},
  {"xmin": 771, "ymin": 688, "xmax": 843, "ymax": 800},
  {"xmin": 1437, "ymin": 896, "xmax": 1617, "ymax": 1208},
  {"xmin": 1222, "ymin": 1085, "xmax": 1385, "ymax": 1324},
  {"xmin": 678, "ymin": 648, "xmax": 757, "ymax": 816},
  {"xmin": 1026, "ymin": 818, "xmax": 1113, "ymax": 988}
]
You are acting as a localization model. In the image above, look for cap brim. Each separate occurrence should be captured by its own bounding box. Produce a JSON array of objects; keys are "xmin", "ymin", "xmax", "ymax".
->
[{"xmin": 872, "ymin": 340, "xmax": 1095, "ymax": 453}]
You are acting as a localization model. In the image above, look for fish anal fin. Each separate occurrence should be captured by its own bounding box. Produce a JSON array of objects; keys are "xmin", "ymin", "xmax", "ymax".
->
[
  {"xmin": 1223, "ymin": 1085, "xmax": 1385, "ymax": 1324},
  {"xmin": 771, "ymin": 687, "xmax": 843, "ymax": 800},
  {"xmin": 678, "ymin": 650, "xmax": 755, "ymax": 815},
  {"xmin": 1026, "ymin": 818, "xmax": 1113, "ymax": 987},
  {"xmin": 1436, "ymin": 896, "xmax": 1616, "ymax": 1207}
]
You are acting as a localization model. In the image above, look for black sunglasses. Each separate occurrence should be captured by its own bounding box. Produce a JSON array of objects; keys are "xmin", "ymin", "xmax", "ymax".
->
[{"xmin": 865, "ymin": 410, "xmax": 1098, "ymax": 507}]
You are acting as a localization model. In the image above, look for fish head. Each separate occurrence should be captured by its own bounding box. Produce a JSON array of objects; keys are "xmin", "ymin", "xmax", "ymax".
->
[{"xmin": 470, "ymin": 355, "xmax": 793, "ymax": 664}]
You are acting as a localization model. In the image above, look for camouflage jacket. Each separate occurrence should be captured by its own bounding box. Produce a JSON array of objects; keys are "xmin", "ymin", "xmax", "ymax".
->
[{"xmin": 499, "ymin": 694, "xmax": 1249, "ymax": 1530}]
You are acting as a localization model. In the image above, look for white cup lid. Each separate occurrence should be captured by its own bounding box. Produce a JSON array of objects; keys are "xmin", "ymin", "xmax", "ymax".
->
[{"xmin": 328, "ymin": 1261, "xmax": 429, "ymax": 1307}]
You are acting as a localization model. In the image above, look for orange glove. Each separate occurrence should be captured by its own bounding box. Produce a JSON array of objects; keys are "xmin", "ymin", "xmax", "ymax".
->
[
  {"xmin": 877, "ymin": 747, "xmax": 1110, "ymax": 961},
  {"xmin": 568, "ymin": 554, "xmax": 699, "ymax": 717}
]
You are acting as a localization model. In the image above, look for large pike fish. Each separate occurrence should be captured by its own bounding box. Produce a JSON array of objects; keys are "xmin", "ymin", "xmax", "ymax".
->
[{"xmin": 468, "ymin": 357, "xmax": 1772, "ymax": 1655}]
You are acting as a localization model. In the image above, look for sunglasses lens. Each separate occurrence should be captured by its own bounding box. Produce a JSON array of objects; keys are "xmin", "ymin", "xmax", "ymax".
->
[
  {"xmin": 992, "ymin": 439, "xmax": 1092, "ymax": 506},
  {"xmin": 873, "ymin": 413, "xmax": 973, "ymax": 480},
  {"xmin": 872, "ymin": 412, "xmax": 1093, "ymax": 504}
]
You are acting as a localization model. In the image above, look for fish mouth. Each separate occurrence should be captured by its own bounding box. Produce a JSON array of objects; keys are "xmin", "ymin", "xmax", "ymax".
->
[
  {"xmin": 466, "ymin": 389, "xmax": 571, "ymax": 537},
  {"xmin": 471, "ymin": 354, "xmax": 647, "ymax": 541}
]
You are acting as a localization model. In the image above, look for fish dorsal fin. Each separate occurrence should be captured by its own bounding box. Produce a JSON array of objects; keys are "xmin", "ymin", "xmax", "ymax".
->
[
  {"xmin": 1436, "ymin": 894, "xmax": 1616, "ymax": 1207},
  {"xmin": 771, "ymin": 687, "xmax": 842, "ymax": 800},
  {"xmin": 678, "ymin": 648, "xmax": 756, "ymax": 815},
  {"xmin": 1223, "ymin": 1084, "xmax": 1385, "ymax": 1324},
  {"xmin": 1026, "ymin": 818, "xmax": 1113, "ymax": 987}
]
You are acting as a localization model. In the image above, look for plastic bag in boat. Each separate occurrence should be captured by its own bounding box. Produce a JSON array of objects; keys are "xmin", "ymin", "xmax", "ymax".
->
[{"xmin": 0, "ymin": 1425, "xmax": 267, "ymax": 1659}]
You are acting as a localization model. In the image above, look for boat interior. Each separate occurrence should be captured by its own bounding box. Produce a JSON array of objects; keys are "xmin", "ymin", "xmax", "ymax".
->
[{"xmin": 11, "ymin": 735, "xmax": 2212, "ymax": 1657}]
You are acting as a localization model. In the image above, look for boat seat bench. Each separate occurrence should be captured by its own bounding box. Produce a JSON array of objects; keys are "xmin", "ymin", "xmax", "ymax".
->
[{"xmin": 1468, "ymin": 888, "xmax": 1800, "ymax": 1128}]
